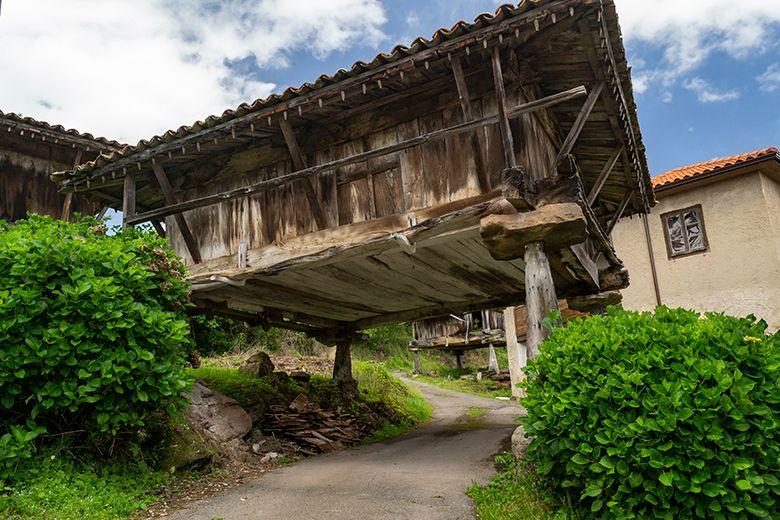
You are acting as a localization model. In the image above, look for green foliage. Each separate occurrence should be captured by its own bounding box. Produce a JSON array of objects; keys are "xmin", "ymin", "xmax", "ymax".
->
[
  {"xmin": 190, "ymin": 315, "xmax": 250, "ymax": 357},
  {"xmin": 354, "ymin": 361, "xmax": 432, "ymax": 440},
  {"xmin": 522, "ymin": 307, "xmax": 780, "ymax": 518},
  {"xmin": 414, "ymin": 373, "xmax": 512, "ymax": 399},
  {"xmin": 188, "ymin": 366, "xmax": 286, "ymax": 407},
  {"xmin": 0, "ymin": 451, "xmax": 168, "ymax": 520},
  {"xmin": 0, "ymin": 215, "xmax": 192, "ymax": 479},
  {"xmin": 467, "ymin": 453, "xmax": 574, "ymax": 520}
]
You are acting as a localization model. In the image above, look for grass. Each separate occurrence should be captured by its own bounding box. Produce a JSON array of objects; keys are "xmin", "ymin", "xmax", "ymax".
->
[
  {"xmin": 415, "ymin": 373, "xmax": 512, "ymax": 399},
  {"xmin": 354, "ymin": 361, "xmax": 432, "ymax": 442},
  {"xmin": 466, "ymin": 407, "xmax": 488, "ymax": 418},
  {"xmin": 0, "ymin": 453, "xmax": 169, "ymax": 520},
  {"xmin": 467, "ymin": 453, "xmax": 576, "ymax": 520},
  {"xmin": 189, "ymin": 365, "xmax": 286, "ymax": 407}
]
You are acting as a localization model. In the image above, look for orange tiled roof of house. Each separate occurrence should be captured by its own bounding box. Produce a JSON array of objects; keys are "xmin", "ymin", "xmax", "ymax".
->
[{"xmin": 653, "ymin": 147, "xmax": 779, "ymax": 189}]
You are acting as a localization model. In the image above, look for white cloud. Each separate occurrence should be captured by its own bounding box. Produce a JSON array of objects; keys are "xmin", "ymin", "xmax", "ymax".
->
[
  {"xmin": 0, "ymin": 0, "xmax": 387, "ymax": 144},
  {"xmin": 758, "ymin": 63, "xmax": 780, "ymax": 92},
  {"xmin": 615, "ymin": 0, "xmax": 780, "ymax": 98},
  {"xmin": 683, "ymin": 77, "xmax": 740, "ymax": 103}
]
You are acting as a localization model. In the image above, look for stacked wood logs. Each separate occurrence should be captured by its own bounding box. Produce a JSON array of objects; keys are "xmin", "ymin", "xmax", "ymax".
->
[{"xmin": 262, "ymin": 394, "xmax": 362, "ymax": 455}]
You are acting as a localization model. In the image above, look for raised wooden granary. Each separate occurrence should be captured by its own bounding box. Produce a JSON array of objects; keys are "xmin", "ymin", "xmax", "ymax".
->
[
  {"xmin": 1, "ymin": 111, "xmax": 124, "ymax": 222},
  {"xmin": 55, "ymin": 0, "xmax": 653, "ymax": 383}
]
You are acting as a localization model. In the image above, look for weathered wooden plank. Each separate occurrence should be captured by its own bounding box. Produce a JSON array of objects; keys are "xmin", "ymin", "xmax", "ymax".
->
[
  {"xmin": 122, "ymin": 173, "xmax": 135, "ymax": 229},
  {"xmin": 451, "ymin": 55, "xmax": 491, "ymax": 193},
  {"xmin": 151, "ymin": 163, "xmax": 202, "ymax": 263},
  {"xmin": 279, "ymin": 118, "xmax": 329, "ymax": 229},
  {"xmin": 491, "ymin": 46, "xmax": 518, "ymax": 169},
  {"xmin": 606, "ymin": 191, "xmax": 632, "ymax": 235},
  {"xmin": 587, "ymin": 145, "xmax": 623, "ymax": 205},
  {"xmin": 123, "ymin": 86, "xmax": 587, "ymax": 224},
  {"xmin": 554, "ymin": 82, "xmax": 604, "ymax": 165}
]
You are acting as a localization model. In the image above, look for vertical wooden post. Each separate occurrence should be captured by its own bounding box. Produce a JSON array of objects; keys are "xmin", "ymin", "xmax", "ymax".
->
[
  {"xmin": 61, "ymin": 148, "xmax": 84, "ymax": 221},
  {"xmin": 524, "ymin": 242, "xmax": 559, "ymax": 360},
  {"xmin": 333, "ymin": 337, "xmax": 354, "ymax": 384},
  {"xmin": 122, "ymin": 173, "xmax": 136, "ymax": 229},
  {"xmin": 503, "ymin": 306, "xmax": 526, "ymax": 398},
  {"xmin": 412, "ymin": 349, "xmax": 422, "ymax": 375},
  {"xmin": 490, "ymin": 46, "xmax": 517, "ymax": 169},
  {"xmin": 455, "ymin": 352, "xmax": 463, "ymax": 371},
  {"xmin": 487, "ymin": 343, "xmax": 499, "ymax": 372},
  {"xmin": 151, "ymin": 162, "xmax": 203, "ymax": 263}
]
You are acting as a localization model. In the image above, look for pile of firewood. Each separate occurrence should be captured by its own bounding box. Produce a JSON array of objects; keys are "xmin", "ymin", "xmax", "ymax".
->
[{"xmin": 262, "ymin": 394, "xmax": 362, "ymax": 455}]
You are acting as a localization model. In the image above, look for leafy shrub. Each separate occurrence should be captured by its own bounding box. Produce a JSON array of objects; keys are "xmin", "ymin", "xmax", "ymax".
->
[
  {"xmin": 0, "ymin": 215, "xmax": 192, "ymax": 478},
  {"xmin": 523, "ymin": 307, "xmax": 779, "ymax": 518}
]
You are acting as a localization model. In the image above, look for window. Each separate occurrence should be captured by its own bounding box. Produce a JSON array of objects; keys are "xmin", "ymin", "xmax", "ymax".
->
[{"xmin": 661, "ymin": 205, "xmax": 708, "ymax": 259}]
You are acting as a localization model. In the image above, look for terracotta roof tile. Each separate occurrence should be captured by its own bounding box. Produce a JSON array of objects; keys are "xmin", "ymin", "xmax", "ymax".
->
[
  {"xmin": 652, "ymin": 147, "xmax": 779, "ymax": 189},
  {"xmin": 0, "ymin": 110, "xmax": 125, "ymax": 151}
]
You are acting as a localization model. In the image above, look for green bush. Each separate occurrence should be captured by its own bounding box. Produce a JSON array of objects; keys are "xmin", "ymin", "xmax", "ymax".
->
[
  {"xmin": 0, "ymin": 215, "xmax": 192, "ymax": 478},
  {"xmin": 523, "ymin": 307, "xmax": 779, "ymax": 518}
]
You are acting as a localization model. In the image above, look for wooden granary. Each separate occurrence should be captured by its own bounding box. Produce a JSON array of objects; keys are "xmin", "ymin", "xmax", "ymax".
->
[
  {"xmin": 55, "ymin": 0, "xmax": 653, "ymax": 385},
  {"xmin": 1, "ymin": 111, "xmax": 123, "ymax": 222}
]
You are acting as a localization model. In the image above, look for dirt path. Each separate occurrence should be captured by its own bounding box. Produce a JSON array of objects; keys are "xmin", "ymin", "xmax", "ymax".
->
[{"xmin": 166, "ymin": 378, "xmax": 520, "ymax": 520}]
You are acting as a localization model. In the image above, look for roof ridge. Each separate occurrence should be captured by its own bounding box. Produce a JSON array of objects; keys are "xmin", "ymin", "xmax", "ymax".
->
[{"xmin": 0, "ymin": 109, "xmax": 126, "ymax": 150}]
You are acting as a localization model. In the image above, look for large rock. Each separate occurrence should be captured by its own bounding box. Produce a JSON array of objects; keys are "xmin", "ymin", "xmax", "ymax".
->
[
  {"xmin": 186, "ymin": 381, "xmax": 252, "ymax": 443},
  {"xmin": 480, "ymin": 202, "xmax": 588, "ymax": 260},
  {"xmin": 511, "ymin": 424, "xmax": 532, "ymax": 461},
  {"xmin": 239, "ymin": 351, "xmax": 275, "ymax": 378}
]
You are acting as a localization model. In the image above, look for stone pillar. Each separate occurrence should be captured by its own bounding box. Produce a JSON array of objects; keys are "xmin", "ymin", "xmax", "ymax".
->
[
  {"xmin": 333, "ymin": 338, "xmax": 354, "ymax": 384},
  {"xmin": 524, "ymin": 241, "xmax": 559, "ymax": 360},
  {"xmin": 487, "ymin": 343, "xmax": 499, "ymax": 372},
  {"xmin": 503, "ymin": 306, "xmax": 526, "ymax": 398}
]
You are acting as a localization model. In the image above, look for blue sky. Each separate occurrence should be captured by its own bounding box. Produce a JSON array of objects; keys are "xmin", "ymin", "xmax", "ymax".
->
[{"xmin": 2, "ymin": 0, "xmax": 780, "ymax": 177}]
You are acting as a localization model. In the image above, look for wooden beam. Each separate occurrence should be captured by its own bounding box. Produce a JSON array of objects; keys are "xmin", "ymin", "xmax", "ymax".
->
[
  {"xmin": 554, "ymin": 82, "xmax": 604, "ymax": 165},
  {"xmin": 151, "ymin": 220, "xmax": 166, "ymax": 238},
  {"xmin": 96, "ymin": 206, "xmax": 109, "ymax": 220},
  {"xmin": 490, "ymin": 46, "xmax": 518, "ymax": 169},
  {"xmin": 279, "ymin": 118, "xmax": 330, "ymax": 229},
  {"xmin": 451, "ymin": 55, "xmax": 491, "ymax": 193},
  {"xmin": 524, "ymin": 241, "xmax": 558, "ymax": 360},
  {"xmin": 586, "ymin": 145, "xmax": 623, "ymax": 205},
  {"xmin": 606, "ymin": 192, "xmax": 632, "ymax": 235},
  {"xmin": 122, "ymin": 173, "xmax": 135, "ymax": 229},
  {"xmin": 124, "ymin": 86, "xmax": 587, "ymax": 225},
  {"xmin": 60, "ymin": 148, "xmax": 84, "ymax": 221},
  {"xmin": 151, "ymin": 162, "xmax": 202, "ymax": 264},
  {"xmin": 333, "ymin": 337, "xmax": 355, "ymax": 384}
]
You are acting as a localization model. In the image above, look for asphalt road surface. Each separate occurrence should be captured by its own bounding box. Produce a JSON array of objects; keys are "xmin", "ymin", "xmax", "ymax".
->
[{"xmin": 167, "ymin": 377, "xmax": 520, "ymax": 520}]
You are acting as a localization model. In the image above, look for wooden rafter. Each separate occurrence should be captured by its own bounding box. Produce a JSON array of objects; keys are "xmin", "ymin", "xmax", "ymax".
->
[
  {"xmin": 554, "ymin": 82, "xmax": 604, "ymax": 165},
  {"xmin": 151, "ymin": 220, "xmax": 166, "ymax": 238},
  {"xmin": 450, "ymin": 55, "xmax": 491, "ymax": 193},
  {"xmin": 151, "ymin": 162, "xmax": 202, "ymax": 263},
  {"xmin": 587, "ymin": 145, "xmax": 623, "ymax": 205},
  {"xmin": 279, "ymin": 118, "xmax": 330, "ymax": 229},
  {"xmin": 124, "ymin": 86, "xmax": 587, "ymax": 225}
]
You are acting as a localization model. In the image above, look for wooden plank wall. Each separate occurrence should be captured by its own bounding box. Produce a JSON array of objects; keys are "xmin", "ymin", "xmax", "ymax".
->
[
  {"xmin": 0, "ymin": 149, "xmax": 97, "ymax": 222},
  {"xmin": 168, "ymin": 69, "xmax": 559, "ymax": 265}
]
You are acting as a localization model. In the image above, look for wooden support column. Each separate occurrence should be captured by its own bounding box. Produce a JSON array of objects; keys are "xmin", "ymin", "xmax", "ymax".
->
[
  {"xmin": 524, "ymin": 242, "xmax": 559, "ymax": 360},
  {"xmin": 455, "ymin": 352, "xmax": 464, "ymax": 371},
  {"xmin": 151, "ymin": 162, "xmax": 202, "ymax": 264},
  {"xmin": 487, "ymin": 343, "xmax": 499, "ymax": 372},
  {"xmin": 279, "ymin": 119, "xmax": 329, "ymax": 229},
  {"xmin": 122, "ymin": 173, "xmax": 135, "ymax": 229},
  {"xmin": 412, "ymin": 349, "xmax": 422, "ymax": 375},
  {"xmin": 333, "ymin": 337, "xmax": 355, "ymax": 384},
  {"xmin": 490, "ymin": 46, "xmax": 517, "ymax": 169},
  {"xmin": 555, "ymin": 82, "xmax": 604, "ymax": 165},
  {"xmin": 503, "ymin": 306, "xmax": 526, "ymax": 398},
  {"xmin": 587, "ymin": 146, "xmax": 623, "ymax": 205},
  {"xmin": 60, "ymin": 148, "xmax": 84, "ymax": 221},
  {"xmin": 451, "ymin": 55, "xmax": 491, "ymax": 193},
  {"xmin": 96, "ymin": 206, "xmax": 110, "ymax": 220}
]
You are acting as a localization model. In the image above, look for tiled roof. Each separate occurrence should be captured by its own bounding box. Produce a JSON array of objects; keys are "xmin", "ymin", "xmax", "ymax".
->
[
  {"xmin": 57, "ymin": 0, "xmax": 647, "ymax": 188},
  {"xmin": 653, "ymin": 147, "xmax": 779, "ymax": 189},
  {"xmin": 0, "ymin": 110, "xmax": 125, "ymax": 151}
]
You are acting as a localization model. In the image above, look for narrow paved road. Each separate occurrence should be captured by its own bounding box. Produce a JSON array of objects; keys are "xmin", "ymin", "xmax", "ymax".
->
[{"xmin": 168, "ymin": 378, "xmax": 520, "ymax": 520}]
